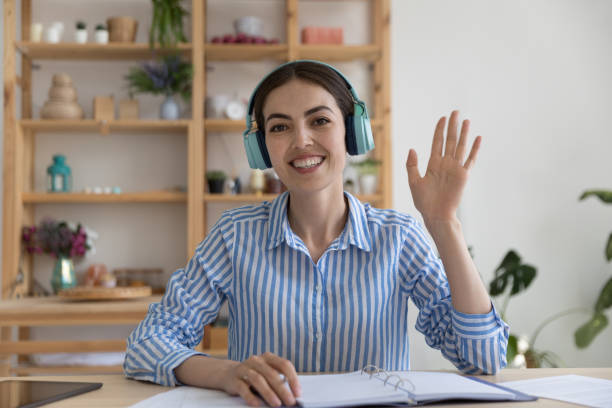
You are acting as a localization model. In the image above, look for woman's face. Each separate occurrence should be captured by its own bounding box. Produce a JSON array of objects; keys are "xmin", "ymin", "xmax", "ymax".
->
[{"xmin": 262, "ymin": 79, "xmax": 347, "ymax": 196}]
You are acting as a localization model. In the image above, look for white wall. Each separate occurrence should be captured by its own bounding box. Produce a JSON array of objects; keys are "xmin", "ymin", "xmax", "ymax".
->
[
  {"xmin": 1, "ymin": 0, "xmax": 611, "ymax": 369},
  {"xmin": 393, "ymin": 0, "xmax": 612, "ymax": 369}
]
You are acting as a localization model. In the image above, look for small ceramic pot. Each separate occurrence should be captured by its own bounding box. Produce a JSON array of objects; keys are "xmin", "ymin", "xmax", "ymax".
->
[
  {"xmin": 234, "ymin": 16, "xmax": 263, "ymax": 36},
  {"xmin": 160, "ymin": 94, "xmax": 180, "ymax": 120},
  {"xmin": 75, "ymin": 29, "xmax": 88, "ymax": 44},
  {"xmin": 207, "ymin": 178, "xmax": 226, "ymax": 194},
  {"xmin": 45, "ymin": 27, "xmax": 61, "ymax": 43},
  {"xmin": 95, "ymin": 29, "xmax": 109, "ymax": 44},
  {"xmin": 107, "ymin": 16, "xmax": 138, "ymax": 42}
]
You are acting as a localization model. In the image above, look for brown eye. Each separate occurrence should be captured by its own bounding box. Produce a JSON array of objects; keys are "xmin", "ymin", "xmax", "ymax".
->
[
  {"xmin": 269, "ymin": 124, "xmax": 288, "ymax": 133},
  {"xmin": 313, "ymin": 117, "xmax": 330, "ymax": 126}
]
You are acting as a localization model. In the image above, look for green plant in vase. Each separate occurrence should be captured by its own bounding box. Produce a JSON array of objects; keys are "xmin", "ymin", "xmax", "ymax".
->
[
  {"xmin": 150, "ymin": 0, "xmax": 189, "ymax": 49},
  {"xmin": 22, "ymin": 218, "xmax": 98, "ymax": 294},
  {"xmin": 489, "ymin": 250, "xmax": 586, "ymax": 368},
  {"xmin": 575, "ymin": 190, "xmax": 612, "ymax": 348},
  {"xmin": 125, "ymin": 55, "xmax": 192, "ymax": 120},
  {"xmin": 206, "ymin": 170, "xmax": 227, "ymax": 194},
  {"xmin": 351, "ymin": 158, "xmax": 381, "ymax": 195}
]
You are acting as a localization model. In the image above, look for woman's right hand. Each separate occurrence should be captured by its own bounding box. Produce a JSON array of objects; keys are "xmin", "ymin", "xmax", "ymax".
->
[{"xmin": 223, "ymin": 352, "xmax": 302, "ymax": 407}]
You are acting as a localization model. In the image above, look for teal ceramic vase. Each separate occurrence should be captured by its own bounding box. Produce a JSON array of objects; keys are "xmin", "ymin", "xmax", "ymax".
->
[{"xmin": 51, "ymin": 256, "xmax": 76, "ymax": 294}]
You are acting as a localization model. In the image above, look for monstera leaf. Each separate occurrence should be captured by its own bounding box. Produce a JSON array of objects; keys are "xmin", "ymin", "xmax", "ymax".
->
[
  {"xmin": 574, "ymin": 312, "xmax": 608, "ymax": 348},
  {"xmin": 579, "ymin": 190, "xmax": 612, "ymax": 203},
  {"xmin": 489, "ymin": 250, "xmax": 537, "ymax": 297}
]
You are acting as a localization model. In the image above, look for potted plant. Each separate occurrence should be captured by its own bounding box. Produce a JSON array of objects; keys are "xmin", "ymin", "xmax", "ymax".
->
[
  {"xmin": 352, "ymin": 158, "xmax": 381, "ymax": 195},
  {"xmin": 125, "ymin": 55, "xmax": 192, "ymax": 120},
  {"xmin": 94, "ymin": 23, "xmax": 109, "ymax": 44},
  {"xmin": 22, "ymin": 218, "xmax": 98, "ymax": 294},
  {"xmin": 206, "ymin": 170, "xmax": 227, "ymax": 194},
  {"xmin": 149, "ymin": 0, "xmax": 189, "ymax": 49},
  {"xmin": 74, "ymin": 21, "xmax": 88, "ymax": 44},
  {"xmin": 575, "ymin": 190, "xmax": 612, "ymax": 348}
]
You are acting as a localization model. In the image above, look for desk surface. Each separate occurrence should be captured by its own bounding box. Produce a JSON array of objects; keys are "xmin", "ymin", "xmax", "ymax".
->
[{"xmin": 1, "ymin": 367, "xmax": 610, "ymax": 407}]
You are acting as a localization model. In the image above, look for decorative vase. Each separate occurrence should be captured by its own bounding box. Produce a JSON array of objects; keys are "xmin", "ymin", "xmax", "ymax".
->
[
  {"xmin": 41, "ymin": 73, "xmax": 84, "ymax": 119},
  {"xmin": 160, "ymin": 94, "xmax": 179, "ymax": 120},
  {"xmin": 51, "ymin": 256, "xmax": 76, "ymax": 294}
]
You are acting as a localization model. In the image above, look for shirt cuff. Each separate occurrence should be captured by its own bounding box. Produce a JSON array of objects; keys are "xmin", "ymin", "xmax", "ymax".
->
[
  {"xmin": 161, "ymin": 348, "xmax": 209, "ymax": 387},
  {"xmin": 451, "ymin": 302, "xmax": 509, "ymax": 341}
]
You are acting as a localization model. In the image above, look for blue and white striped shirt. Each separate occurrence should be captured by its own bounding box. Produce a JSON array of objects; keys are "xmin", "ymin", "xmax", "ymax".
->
[{"xmin": 124, "ymin": 192, "xmax": 508, "ymax": 386}]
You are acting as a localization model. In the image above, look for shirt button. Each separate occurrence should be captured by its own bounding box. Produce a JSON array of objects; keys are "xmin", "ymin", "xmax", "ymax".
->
[
  {"xmin": 316, "ymin": 284, "xmax": 322, "ymax": 291},
  {"xmin": 316, "ymin": 333, "xmax": 321, "ymax": 340}
]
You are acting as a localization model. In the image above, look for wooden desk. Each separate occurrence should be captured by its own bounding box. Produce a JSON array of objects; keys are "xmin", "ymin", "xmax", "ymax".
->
[
  {"xmin": 1, "ymin": 368, "xmax": 610, "ymax": 407},
  {"xmin": 0, "ymin": 296, "xmax": 161, "ymax": 376}
]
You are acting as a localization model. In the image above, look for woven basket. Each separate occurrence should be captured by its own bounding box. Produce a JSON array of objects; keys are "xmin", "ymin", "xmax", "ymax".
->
[{"xmin": 107, "ymin": 17, "xmax": 138, "ymax": 43}]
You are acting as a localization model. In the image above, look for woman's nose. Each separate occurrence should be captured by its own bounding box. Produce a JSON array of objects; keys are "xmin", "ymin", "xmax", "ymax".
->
[{"xmin": 292, "ymin": 124, "xmax": 314, "ymax": 149}]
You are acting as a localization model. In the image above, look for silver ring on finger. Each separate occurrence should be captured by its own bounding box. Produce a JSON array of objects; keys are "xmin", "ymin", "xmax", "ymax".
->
[{"xmin": 241, "ymin": 374, "xmax": 249, "ymax": 383}]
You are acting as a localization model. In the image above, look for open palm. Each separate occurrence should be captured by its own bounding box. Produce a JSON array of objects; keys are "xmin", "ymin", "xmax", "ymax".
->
[{"xmin": 406, "ymin": 110, "xmax": 481, "ymax": 224}]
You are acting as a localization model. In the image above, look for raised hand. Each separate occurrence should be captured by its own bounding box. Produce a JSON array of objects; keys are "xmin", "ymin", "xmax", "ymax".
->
[{"xmin": 405, "ymin": 110, "xmax": 481, "ymax": 225}]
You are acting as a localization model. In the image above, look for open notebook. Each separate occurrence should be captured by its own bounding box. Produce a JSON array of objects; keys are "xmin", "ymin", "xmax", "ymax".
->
[{"xmin": 297, "ymin": 367, "xmax": 536, "ymax": 407}]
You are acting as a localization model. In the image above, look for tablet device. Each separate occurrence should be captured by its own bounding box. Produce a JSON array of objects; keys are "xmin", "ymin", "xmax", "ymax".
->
[{"xmin": 0, "ymin": 380, "xmax": 102, "ymax": 408}]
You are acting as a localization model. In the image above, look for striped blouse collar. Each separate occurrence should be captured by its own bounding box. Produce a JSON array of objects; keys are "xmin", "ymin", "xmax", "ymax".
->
[{"xmin": 266, "ymin": 191, "xmax": 372, "ymax": 252}]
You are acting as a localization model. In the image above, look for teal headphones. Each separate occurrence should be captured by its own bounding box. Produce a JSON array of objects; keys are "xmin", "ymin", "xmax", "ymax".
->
[{"xmin": 243, "ymin": 60, "xmax": 375, "ymax": 170}]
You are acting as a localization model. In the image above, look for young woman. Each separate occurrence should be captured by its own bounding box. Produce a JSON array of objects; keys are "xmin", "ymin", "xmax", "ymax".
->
[{"xmin": 124, "ymin": 61, "xmax": 509, "ymax": 407}]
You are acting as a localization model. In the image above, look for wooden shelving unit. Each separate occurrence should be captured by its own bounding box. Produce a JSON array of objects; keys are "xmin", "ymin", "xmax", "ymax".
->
[{"xmin": 1, "ymin": 0, "xmax": 391, "ymax": 376}]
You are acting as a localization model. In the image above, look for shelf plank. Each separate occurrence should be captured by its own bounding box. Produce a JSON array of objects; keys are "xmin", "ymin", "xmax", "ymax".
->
[
  {"xmin": 204, "ymin": 193, "xmax": 383, "ymax": 203},
  {"xmin": 205, "ymin": 44, "xmax": 288, "ymax": 61},
  {"xmin": 11, "ymin": 364, "xmax": 124, "ymax": 375},
  {"xmin": 22, "ymin": 191, "xmax": 187, "ymax": 204},
  {"xmin": 20, "ymin": 119, "xmax": 190, "ymax": 133},
  {"xmin": 297, "ymin": 45, "xmax": 381, "ymax": 61},
  {"xmin": 205, "ymin": 119, "xmax": 245, "ymax": 132},
  {"xmin": 204, "ymin": 194, "xmax": 279, "ymax": 203},
  {"xmin": 0, "ymin": 339, "xmax": 126, "ymax": 354},
  {"xmin": 16, "ymin": 41, "xmax": 192, "ymax": 60}
]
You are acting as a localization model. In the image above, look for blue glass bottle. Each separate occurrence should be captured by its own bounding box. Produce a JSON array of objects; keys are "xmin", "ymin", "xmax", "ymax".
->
[{"xmin": 47, "ymin": 154, "xmax": 72, "ymax": 193}]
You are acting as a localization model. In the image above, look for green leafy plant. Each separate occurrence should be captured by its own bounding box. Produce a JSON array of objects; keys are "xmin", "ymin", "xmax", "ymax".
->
[
  {"xmin": 95, "ymin": 24, "xmax": 106, "ymax": 31},
  {"xmin": 206, "ymin": 170, "xmax": 227, "ymax": 181},
  {"xmin": 489, "ymin": 250, "xmax": 585, "ymax": 368},
  {"xmin": 125, "ymin": 55, "xmax": 193, "ymax": 102},
  {"xmin": 150, "ymin": 0, "xmax": 189, "ymax": 49},
  {"xmin": 76, "ymin": 21, "xmax": 86, "ymax": 30},
  {"xmin": 575, "ymin": 190, "xmax": 612, "ymax": 348},
  {"xmin": 352, "ymin": 158, "xmax": 381, "ymax": 175}
]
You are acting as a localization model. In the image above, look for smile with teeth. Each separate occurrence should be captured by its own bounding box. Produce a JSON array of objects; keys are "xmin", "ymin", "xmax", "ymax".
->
[{"xmin": 291, "ymin": 156, "xmax": 324, "ymax": 169}]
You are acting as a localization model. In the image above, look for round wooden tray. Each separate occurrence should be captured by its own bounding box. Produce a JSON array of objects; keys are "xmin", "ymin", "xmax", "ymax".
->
[{"xmin": 58, "ymin": 286, "xmax": 152, "ymax": 300}]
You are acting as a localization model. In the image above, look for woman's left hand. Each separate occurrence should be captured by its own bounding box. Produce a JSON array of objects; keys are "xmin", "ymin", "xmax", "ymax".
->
[{"xmin": 405, "ymin": 110, "xmax": 481, "ymax": 225}]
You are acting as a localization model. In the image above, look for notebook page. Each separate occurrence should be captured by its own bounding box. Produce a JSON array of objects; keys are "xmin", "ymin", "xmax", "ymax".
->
[
  {"xmin": 387, "ymin": 371, "xmax": 516, "ymax": 401},
  {"xmin": 297, "ymin": 372, "xmax": 409, "ymax": 408}
]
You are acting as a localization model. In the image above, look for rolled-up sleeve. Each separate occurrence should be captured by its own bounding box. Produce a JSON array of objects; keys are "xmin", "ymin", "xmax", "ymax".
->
[
  {"xmin": 124, "ymin": 213, "xmax": 234, "ymax": 386},
  {"xmin": 398, "ymin": 219, "xmax": 509, "ymax": 374}
]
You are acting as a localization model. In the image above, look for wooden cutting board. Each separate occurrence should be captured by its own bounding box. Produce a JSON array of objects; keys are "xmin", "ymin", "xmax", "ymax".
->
[{"xmin": 58, "ymin": 286, "xmax": 152, "ymax": 300}]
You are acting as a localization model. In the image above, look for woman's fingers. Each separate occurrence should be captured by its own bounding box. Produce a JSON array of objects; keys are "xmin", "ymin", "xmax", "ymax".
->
[
  {"xmin": 406, "ymin": 149, "xmax": 421, "ymax": 186},
  {"xmin": 464, "ymin": 136, "xmax": 482, "ymax": 170},
  {"xmin": 444, "ymin": 110, "xmax": 459, "ymax": 158},
  {"xmin": 237, "ymin": 376, "xmax": 263, "ymax": 407},
  {"xmin": 243, "ymin": 365, "xmax": 283, "ymax": 407},
  {"xmin": 455, "ymin": 119, "xmax": 470, "ymax": 162},
  {"xmin": 430, "ymin": 116, "xmax": 446, "ymax": 158},
  {"xmin": 262, "ymin": 352, "xmax": 301, "ymax": 403}
]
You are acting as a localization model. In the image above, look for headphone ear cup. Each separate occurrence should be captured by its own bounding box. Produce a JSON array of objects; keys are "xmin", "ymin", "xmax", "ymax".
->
[
  {"xmin": 348, "ymin": 103, "xmax": 375, "ymax": 155},
  {"xmin": 255, "ymin": 130, "xmax": 273, "ymax": 168},
  {"xmin": 345, "ymin": 115, "xmax": 358, "ymax": 155},
  {"xmin": 244, "ymin": 130, "xmax": 272, "ymax": 169}
]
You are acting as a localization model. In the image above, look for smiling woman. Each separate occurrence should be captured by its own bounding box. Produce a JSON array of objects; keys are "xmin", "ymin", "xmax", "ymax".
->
[{"xmin": 124, "ymin": 60, "xmax": 509, "ymax": 408}]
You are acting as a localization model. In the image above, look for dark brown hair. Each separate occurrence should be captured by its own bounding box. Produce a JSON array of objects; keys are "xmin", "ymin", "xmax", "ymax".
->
[{"xmin": 251, "ymin": 61, "xmax": 354, "ymax": 135}]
